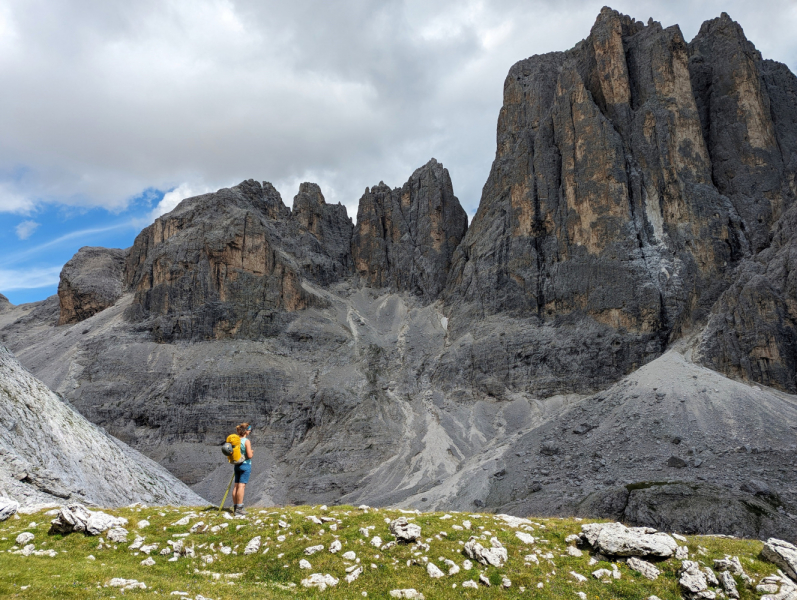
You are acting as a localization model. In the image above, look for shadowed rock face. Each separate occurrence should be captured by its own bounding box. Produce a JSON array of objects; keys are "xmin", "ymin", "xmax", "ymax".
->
[
  {"xmin": 58, "ymin": 247, "xmax": 127, "ymax": 325},
  {"xmin": 688, "ymin": 15, "xmax": 797, "ymax": 390},
  {"xmin": 352, "ymin": 159, "xmax": 468, "ymax": 300},
  {"xmin": 698, "ymin": 202, "xmax": 797, "ymax": 391},
  {"xmin": 688, "ymin": 13, "xmax": 794, "ymax": 253}
]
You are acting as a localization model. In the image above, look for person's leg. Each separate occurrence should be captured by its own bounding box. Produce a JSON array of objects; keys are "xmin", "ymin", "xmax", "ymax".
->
[
  {"xmin": 235, "ymin": 464, "xmax": 250, "ymax": 515},
  {"xmin": 232, "ymin": 465, "xmax": 243, "ymax": 511}
]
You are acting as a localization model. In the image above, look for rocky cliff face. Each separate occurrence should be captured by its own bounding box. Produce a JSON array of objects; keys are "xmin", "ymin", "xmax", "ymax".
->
[
  {"xmin": 688, "ymin": 14, "xmax": 797, "ymax": 391},
  {"xmin": 698, "ymin": 202, "xmax": 797, "ymax": 391},
  {"xmin": 352, "ymin": 159, "xmax": 468, "ymax": 300},
  {"xmin": 2, "ymin": 7, "xmax": 797, "ymax": 535},
  {"xmin": 442, "ymin": 8, "xmax": 757, "ymax": 394},
  {"xmin": 123, "ymin": 179, "xmax": 353, "ymax": 341},
  {"xmin": 0, "ymin": 345, "xmax": 203, "ymax": 507},
  {"xmin": 58, "ymin": 247, "xmax": 127, "ymax": 325}
]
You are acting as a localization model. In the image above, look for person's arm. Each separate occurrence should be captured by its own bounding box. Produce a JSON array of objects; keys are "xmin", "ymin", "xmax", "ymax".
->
[{"xmin": 245, "ymin": 438, "xmax": 253, "ymax": 459}]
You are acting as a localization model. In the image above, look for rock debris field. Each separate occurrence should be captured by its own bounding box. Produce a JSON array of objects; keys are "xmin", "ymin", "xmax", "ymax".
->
[{"xmin": 1, "ymin": 501, "xmax": 796, "ymax": 599}]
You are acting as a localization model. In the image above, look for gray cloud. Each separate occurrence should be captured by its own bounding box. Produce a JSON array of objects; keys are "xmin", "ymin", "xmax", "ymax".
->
[{"xmin": 0, "ymin": 0, "xmax": 794, "ymax": 221}]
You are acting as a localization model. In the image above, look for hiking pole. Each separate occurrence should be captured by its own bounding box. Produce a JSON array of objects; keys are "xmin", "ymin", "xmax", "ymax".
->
[{"xmin": 218, "ymin": 473, "xmax": 235, "ymax": 512}]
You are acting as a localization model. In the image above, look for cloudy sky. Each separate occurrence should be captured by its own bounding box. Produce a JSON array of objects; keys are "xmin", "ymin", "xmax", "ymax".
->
[{"xmin": 1, "ymin": 0, "xmax": 796, "ymax": 304}]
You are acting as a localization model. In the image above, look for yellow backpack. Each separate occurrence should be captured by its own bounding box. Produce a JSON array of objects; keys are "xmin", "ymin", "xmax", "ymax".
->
[{"xmin": 222, "ymin": 434, "xmax": 246, "ymax": 465}]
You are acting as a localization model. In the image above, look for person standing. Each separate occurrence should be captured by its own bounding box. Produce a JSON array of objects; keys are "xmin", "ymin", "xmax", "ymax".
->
[{"xmin": 232, "ymin": 423, "xmax": 253, "ymax": 515}]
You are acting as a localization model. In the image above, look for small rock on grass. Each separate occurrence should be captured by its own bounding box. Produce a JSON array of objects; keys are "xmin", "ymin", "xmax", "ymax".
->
[
  {"xmin": 106, "ymin": 527, "xmax": 128, "ymax": 544},
  {"xmin": 108, "ymin": 578, "xmax": 146, "ymax": 590},
  {"xmin": 426, "ymin": 563, "xmax": 444, "ymax": 578},
  {"xmin": 342, "ymin": 551, "xmax": 357, "ymax": 560},
  {"xmin": 140, "ymin": 557, "xmax": 156, "ymax": 566},
  {"xmin": 719, "ymin": 571, "xmax": 739, "ymax": 599},
  {"xmin": 463, "ymin": 536, "xmax": 507, "ymax": 567},
  {"xmin": 244, "ymin": 536, "xmax": 261, "ymax": 555},
  {"xmin": 516, "ymin": 531, "xmax": 535, "ymax": 544},
  {"xmin": 299, "ymin": 559, "xmax": 312, "ymax": 570},
  {"xmin": 761, "ymin": 538, "xmax": 797, "ymax": 582},
  {"xmin": 0, "ymin": 499, "xmax": 20, "ymax": 521},
  {"xmin": 627, "ymin": 556, "xmax": 660, "ymax": 580},
  {"xmin": 390, "ymin": 590, "xmax": 425, "ymax": 599},
  {"xmin": 462, "ymin": 581, "xmax": 478, "ymax": 589},
  {"xmin": 301, "ymin": 573, "xmax": 338, "ymax": 590},
  {"xmin": 443, "ymin": 559, "xmax": 460, "ymax": 575},
  {"xmin": 16, "ymin": 532, "xmax": 34, "ymax": 545},
  {"xmin": 390, "ymin": 517, "xmax": 421, "ymax": 542}
]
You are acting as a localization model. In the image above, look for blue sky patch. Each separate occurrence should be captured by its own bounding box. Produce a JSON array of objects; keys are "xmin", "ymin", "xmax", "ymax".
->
[{"xmin": 0, "ymin": 188, "xmax": 165, "ymax": 305}]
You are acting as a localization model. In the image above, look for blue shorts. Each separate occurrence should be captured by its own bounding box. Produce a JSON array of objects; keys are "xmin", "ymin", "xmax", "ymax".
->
[{"xmin": 234, "ymin": 462, "xmax": 251, "ymax": 484}]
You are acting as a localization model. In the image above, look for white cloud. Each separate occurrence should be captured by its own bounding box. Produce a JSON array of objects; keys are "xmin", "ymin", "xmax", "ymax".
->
[
  {"xmin": 0, "ymin": 266, "xmax": 62, "ymax": 291},
  {"xmin": 149, "ymin": 183, "xmax": 213, "ymax": 221},
  {"xmin": 0, "ymin": 183, "xmax": 35, "ymax": 214},
  {"xmin": 0, "ymin": 0, "xmax": 793, "ymax": 219},
  {"xmin": 15, "ymin": 219, "xmax": 39, "ymax": 239}
]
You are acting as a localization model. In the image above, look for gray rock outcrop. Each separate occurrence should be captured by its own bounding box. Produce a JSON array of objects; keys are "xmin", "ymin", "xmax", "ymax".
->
[
  {"xmin": 49, "ymin": 504, "xmax": 128, "ymax": 535},
  {"xmin": 58, "ymin": 247, "xmax": 127, "ymax": 325},
  {"xmin": 0, "ymin": 345, "xmax": 203, "ymax": 507},
  {"xmin": 0, "ymin": 499, "xmax": 19, "ymax": 520},
  {"xmin": 123, "ymin": 179, "xmax": 352, "ymax": 341},
  {"xmin": 680, "ymin": 560, "xmax": 715, "ymax": 599},
  {"xmin": 442, "ymin": 7, "xmax": 750, "ymax": 395},
  {"xmin": 463, "ymin": 536, "xmax": 508, "ymax": 567},
  {"xmin": 761, "ymin": 539, "xmax": 797, "ymax": 582},
  {"xmin": 389, "ymin": 517, "xmax": 421, "ymax": 542},
  {"xmin": 580, "ymin": 522, "xmax": 677, "ymax": 557}
]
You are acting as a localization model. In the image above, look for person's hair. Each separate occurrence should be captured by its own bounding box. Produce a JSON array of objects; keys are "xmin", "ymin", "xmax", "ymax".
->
[{"xmin": 236, "ymin": 423, "xmax": 250, "ymax": 436}]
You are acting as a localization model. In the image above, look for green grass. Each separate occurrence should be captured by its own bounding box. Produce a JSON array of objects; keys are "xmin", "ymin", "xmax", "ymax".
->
[{"xmin": 0, "ymin": 504, "xmax": 780, "ymax": 599}]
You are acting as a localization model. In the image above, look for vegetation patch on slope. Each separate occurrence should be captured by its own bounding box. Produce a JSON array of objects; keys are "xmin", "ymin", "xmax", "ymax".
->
[{"xmin": 0, "ymin": 504, "xmax": 792, "ymax": 599}]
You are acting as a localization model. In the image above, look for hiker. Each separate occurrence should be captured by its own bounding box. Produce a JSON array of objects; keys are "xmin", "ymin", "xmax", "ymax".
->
[{"xmin": 232, "ymin": 423, "xmax": 253, "ymax": 515}]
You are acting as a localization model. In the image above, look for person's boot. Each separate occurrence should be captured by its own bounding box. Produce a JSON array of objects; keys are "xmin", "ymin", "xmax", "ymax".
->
[
  {"xmin": 237, "ymin": 505, "xmax": 247, "ymax": 516},
  {"xmin": 232, "ymin": 504, "xmax": 237, "ymax": 515}
]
